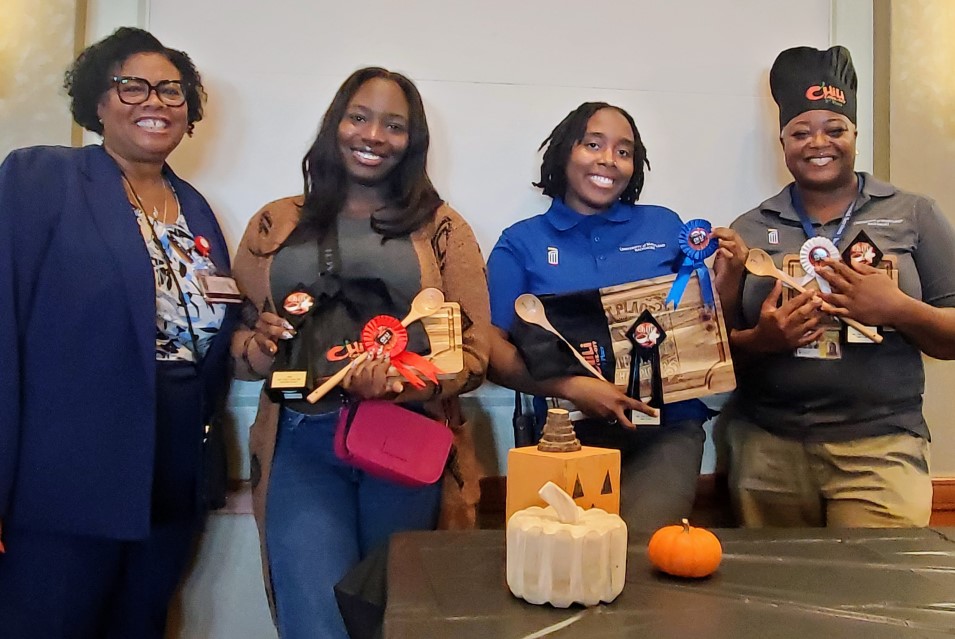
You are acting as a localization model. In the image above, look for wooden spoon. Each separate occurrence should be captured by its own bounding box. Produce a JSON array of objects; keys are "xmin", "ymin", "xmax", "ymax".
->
[
  {"xmin": 306, "ymin": 288, "xmax": 447, "ymax": 403},
  {"xmin": 514, "ymin": 293, "xmax": 609, "ymax": 381},
  {"xmin": 745, "ymin": 248, "xmax": 882, "ymax": 344}
]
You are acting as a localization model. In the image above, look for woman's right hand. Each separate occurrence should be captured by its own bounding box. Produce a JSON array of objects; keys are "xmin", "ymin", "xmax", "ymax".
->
[
  {"xmin": 252, "ymin": 311, "xmax": 295, "ymax": 357},
  {"xmin": 553, "ymin": 376, "xmax": 657, "ymax": 429},
  {"xmin": 742, "ymin": 281, "xmax": 826, "ymax": 352},
  {"xmin": 343, "ymin": 355, "xmax": 404, "ymax": 400}
]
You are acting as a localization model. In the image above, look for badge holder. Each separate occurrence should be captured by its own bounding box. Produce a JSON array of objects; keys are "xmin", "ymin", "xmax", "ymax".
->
[
  {"xmin": 194, "ymin": 235, "xmax": 242, "ymax": 304},
  {"xmin": 266, "ymin": 289, "xmax": 316, "ymax": 401},
  {"xmin": 624, "ymin": 310, "xmax": 665, "ymax": 425}
]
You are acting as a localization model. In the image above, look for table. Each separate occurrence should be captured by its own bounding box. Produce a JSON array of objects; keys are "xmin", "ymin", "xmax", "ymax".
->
[{"xmin": 383, "ymin": 528, "xmax": 955, "ymax": 638}]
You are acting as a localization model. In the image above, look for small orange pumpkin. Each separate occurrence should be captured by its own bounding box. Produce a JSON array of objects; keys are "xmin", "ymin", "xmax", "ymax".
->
[{"xmin": 647, "ymin": 518, "xmax": 722, "ymax": 578}]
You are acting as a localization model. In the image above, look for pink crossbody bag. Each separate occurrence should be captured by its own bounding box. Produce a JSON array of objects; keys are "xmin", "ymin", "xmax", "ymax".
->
[{"xmin": 334, "ymin": 400, "xmax": 453, "ymax": 487}]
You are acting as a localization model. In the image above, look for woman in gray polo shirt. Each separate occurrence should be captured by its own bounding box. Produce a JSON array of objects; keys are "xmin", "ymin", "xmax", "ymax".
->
[{"xmin": 721, "ymin": 46, "xmax": 955, "ymax": 527}]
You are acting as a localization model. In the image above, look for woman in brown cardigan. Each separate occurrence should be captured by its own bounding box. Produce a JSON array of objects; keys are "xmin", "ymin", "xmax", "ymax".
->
[{"xmin": 230, "ymin": 67, "xmax": 490, "ymax": 639}]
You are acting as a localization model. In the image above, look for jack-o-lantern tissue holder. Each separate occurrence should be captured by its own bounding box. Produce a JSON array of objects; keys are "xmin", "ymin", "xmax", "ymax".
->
[{"xmin": 506, "ymin": 408, "xmax": 621, "ymax": 521}]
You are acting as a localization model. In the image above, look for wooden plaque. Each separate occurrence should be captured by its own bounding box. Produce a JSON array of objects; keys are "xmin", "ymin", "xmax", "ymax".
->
[{"xmin": 599, "ymin": 269, "xmax": 735, "ymax": 403}]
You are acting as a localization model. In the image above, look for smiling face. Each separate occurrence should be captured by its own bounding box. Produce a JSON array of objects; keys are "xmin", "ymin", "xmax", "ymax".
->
[
  {"xmin": 337, "ymin": 77, "xmax": 410, "ymax": 187},
  {"xmin": 781, "ymin": 109, "xmax": 857, "ymax": 191},
  {"xmin": 563, "ymin": 108, "xmax": 635, "ymax": 215},
  {"xmin": 97, "ymin": 52, "xmax": 188, "ymax": 166}
]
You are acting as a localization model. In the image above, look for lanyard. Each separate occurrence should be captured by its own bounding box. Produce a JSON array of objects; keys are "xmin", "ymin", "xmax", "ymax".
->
[
  {"xmin": 123, "ymin": 174, "xmax": 201, "ymax": 360},
  {"xmin": 789, "ymin": 173, "xmax": 864, "ymax": 247}
]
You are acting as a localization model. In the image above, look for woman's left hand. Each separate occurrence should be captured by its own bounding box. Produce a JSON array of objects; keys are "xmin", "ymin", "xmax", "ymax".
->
[
  {"xmin": 342, "ymin": 354, "xmax": 404, "ymax": 400},
  {"xmin": 711, "ymin": 227, "xmax": 748, "ymax": 291},
  {"xmin": 817, "ymin": 258, "xmax": 909, "ymax": 326}
]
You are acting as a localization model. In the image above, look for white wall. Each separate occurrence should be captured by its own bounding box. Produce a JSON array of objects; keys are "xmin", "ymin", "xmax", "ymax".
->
[
  {"xmin": 80, "ymin": 0, "xmax": 876, "ymax": 477},
  {"xmin": 143, "ymin": 0, "xmax": 840, "ymax": 253}
]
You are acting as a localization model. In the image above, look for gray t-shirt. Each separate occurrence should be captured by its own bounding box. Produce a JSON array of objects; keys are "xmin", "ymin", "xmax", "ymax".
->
[
  {"xmin": 270, "ymin": 216, "xmax": 423, "ymax": 412},
  {"xmin": 730, "ymin": 173, "xmax": 955, "ymax": 442}
]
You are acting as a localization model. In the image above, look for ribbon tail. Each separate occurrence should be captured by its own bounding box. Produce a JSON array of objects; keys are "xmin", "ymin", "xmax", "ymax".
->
[
  {"xmin": 815, "ymin": 276, "xmax": 832, "ymax": 294},
  {"xmin": 391, "ymin": 359, "xmax": 428, "ymax": 388},
  {"xmin": 664, "ymin": 260, "xmax": 695, "ymax": 309},
  {"xmin": 397, "ymin": 352, "xmax": 442, "ymax": 384},
  {"xmin": 695, "ymin": 265, "xmax": 715, "ymax": 308},
  {"xmin": 393, "ymin": 352, "xmax": 443, "ymax": 387}
]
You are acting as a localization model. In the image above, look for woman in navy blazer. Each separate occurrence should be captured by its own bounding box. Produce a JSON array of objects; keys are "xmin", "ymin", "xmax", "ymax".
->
[{"xmin": 0, "ymin": 28, "xmax": 236, "ymax": 638}]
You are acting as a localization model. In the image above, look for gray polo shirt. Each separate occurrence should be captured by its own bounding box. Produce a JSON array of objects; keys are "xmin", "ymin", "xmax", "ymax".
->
[{"xmin": 730, "ymin": 173, "xmax": 955, "ymax": 442}]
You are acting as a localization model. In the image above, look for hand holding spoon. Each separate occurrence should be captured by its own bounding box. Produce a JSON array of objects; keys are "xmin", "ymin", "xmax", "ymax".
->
[
  {"xmin": 306, "ymin": 288, "xmax": 447, "ymax": 403},
  {"xmin": 745, "ymin": 248, "xmax": 882, "ymax": 344},
  {"xmin": 514, "ymin": 293, "xmax": 609, "ymax": 381}
]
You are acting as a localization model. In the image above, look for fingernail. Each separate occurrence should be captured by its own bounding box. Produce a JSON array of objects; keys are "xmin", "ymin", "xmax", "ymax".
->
[
  {"xmin": 282, "ymin": 331, "xmax": 294, "ymax": 339},
  {"xmin": 269, "ymin": 343, "xmax": 277, "ymax": 354},
  {"xmin": 282, "ymin": 320, "xmax": 293, "ymax": 330}
]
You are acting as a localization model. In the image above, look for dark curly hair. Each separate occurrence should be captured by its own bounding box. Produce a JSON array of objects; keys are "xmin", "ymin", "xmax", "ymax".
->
[
  {"xmin": 298, "ymin": 67, "xmax": 441, "ymax": 240},
  {"xmin": 64, "ymin": 27, "xmax": 205, "ymax": 136},
  {"xmin": 534, "ymin": 102, "xmax": 650, "ymax": 205}
]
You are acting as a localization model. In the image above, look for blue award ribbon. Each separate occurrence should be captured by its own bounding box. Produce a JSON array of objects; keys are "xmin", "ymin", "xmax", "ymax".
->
[{"xmin": 665, "ymin": 219, "xmax": 718, "ymax": 309}]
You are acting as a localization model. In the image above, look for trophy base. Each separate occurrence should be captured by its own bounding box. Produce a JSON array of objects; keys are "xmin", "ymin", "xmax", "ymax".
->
[{"xmin": 266, "ymin": 371, "xmax": 310, "ymax": 401}]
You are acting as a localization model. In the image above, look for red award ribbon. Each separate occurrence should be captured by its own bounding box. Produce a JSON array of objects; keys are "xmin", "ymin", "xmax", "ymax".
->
[{"xmin": 360, "ymin": 315, "xmax": 443, "ymax": 388}]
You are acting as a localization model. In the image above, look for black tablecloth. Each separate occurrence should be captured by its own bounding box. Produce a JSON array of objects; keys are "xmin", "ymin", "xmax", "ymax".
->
[{"xmin": 379, "ymin": 528, "xmax": 955, "ymax": 638}]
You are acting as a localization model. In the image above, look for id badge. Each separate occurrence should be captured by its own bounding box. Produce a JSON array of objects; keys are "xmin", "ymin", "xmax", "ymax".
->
[
  {"xmin": 197, "ymin": 273, "xmax": 242, "ymax": 304},
  {"xmin": 795, "ymin": 327, "xmax": 843, "ymax": 360}
]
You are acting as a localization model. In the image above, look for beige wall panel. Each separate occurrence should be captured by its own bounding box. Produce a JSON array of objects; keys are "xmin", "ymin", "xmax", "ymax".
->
[
  {"xmin": 889, "ymin": 0, "xmax": 955, "ymax": 475},
  {"xmin": 0, "ymin": 0, "xmax": 78, "ymax": 157}
]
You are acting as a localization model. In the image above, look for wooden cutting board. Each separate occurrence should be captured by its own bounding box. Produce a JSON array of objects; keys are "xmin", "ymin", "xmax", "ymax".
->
[
  {"xmin": 421, "ymin": 302, "xmax": 464, "ymax": 376},
  {"xmin": 599, "ymin": 269, "xmax": 735, "ymax": 403}
]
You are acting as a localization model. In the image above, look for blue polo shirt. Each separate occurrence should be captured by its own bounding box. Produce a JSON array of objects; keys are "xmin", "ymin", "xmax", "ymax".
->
[{"xmin": 488, "ymin": 198, "xmax": 708, "ymax": 423}]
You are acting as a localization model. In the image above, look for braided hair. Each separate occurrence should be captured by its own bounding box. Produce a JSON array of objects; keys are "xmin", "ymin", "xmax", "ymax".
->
[{"xmin": 534, "ymin": 102, "xmax": 650, "ymax": 204}]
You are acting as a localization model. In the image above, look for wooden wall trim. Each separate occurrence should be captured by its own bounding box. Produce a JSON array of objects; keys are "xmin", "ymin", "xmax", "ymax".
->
[{"xmin": 932, "ymin": 478, "xmax": 955, "ymax": 511}]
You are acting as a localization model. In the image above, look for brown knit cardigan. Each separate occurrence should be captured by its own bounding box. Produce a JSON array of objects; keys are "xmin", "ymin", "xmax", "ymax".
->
[{"xmin": 230, "ymin": 196, "xmax": 491, "ymax": 612}]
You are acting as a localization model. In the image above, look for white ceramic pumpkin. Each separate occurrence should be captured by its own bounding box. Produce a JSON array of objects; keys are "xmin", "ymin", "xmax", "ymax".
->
[{"xmin": 506, "ymin": 481, "xmax": 627, "ymax": 608}]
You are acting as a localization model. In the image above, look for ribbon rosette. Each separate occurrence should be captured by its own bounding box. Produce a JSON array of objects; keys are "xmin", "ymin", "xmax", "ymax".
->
[
  {"xmin": 799, "ymin": 237, "xmax": 840, "ymax": 293},
  {"xmin": 665, "ymin": 219, "xmax": 718, "ymax": 309},
  {"xmin": 360, "ymin": 315, "xmax": 442, "ymax": 389}
]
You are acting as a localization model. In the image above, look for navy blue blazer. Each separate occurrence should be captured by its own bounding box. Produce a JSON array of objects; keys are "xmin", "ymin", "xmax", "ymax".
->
[{"xmin": 0, "ymin": 145, "xmax": 236, "ymax": 539}]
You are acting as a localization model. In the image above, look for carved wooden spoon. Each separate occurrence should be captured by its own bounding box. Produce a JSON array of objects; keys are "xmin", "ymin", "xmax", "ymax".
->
[
  {"xmin": 514, "ymin": 293, "xmax": 609, "ymax": 381},
  {"xmin": 745, "ymin": 248, "xmax": 882, "ymax": 344},
  {"xmin": 306, "ymin": 288, "xmax": 446, "ymax": 403}
]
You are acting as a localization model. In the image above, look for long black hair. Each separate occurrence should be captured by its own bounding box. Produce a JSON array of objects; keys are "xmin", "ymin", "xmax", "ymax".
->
[
  {"xmin": 534, "ymin": 102, "xmax": 650, "ymax": 204},
  {"xmin": 64, "ymin": 27, "xmax": 205, "ymax": 136},
  {"xmin": 298, "ymin": 67, "xmax": 441, "ymax": 240}
]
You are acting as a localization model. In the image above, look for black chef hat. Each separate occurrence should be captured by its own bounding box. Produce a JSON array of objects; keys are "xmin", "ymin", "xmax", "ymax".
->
[{"xmin": 770, "ymin": 45, "xmax": 857, "ymax": 129}]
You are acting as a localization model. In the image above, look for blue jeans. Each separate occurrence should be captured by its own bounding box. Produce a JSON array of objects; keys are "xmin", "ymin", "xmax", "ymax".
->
[{"xmin": 265, "ymin": 407, "xmax": 442, "ymax": 639}]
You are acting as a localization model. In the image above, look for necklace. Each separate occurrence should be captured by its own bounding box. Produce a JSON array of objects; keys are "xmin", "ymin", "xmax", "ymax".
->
[
  {"xmin": 150, "ymin": 185, "xmax": 168, "ymax": 222},
  {"xmin": 122, "ymin": 175, "xmax": 172, "ymax": 223}
]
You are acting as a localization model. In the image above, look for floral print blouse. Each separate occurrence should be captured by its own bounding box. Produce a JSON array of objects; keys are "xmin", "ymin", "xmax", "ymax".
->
[{"xmin": 133, "ymin": 200, "xmax": 225, "ymax": 362}]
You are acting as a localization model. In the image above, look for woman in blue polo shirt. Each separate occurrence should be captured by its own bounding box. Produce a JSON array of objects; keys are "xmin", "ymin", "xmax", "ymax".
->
[{"xmin": 486, "ymin": 102, "xmax": 742, "ymax": 532}]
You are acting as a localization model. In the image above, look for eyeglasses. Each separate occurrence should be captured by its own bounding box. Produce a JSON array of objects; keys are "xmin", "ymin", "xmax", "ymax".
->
[{"xmin": 111, "ymin": 76, "xmax": 187, "ymax": 107}]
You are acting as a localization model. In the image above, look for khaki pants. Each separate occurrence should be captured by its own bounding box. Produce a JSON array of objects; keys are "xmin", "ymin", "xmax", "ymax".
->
[{"xmin": 724, "ymin": 414, "xmax": 932, "ymax": 528}]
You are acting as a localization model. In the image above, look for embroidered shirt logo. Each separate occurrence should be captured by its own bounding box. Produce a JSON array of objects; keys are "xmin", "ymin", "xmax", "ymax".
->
[
  {"xmin": 805, "ymin": 83, "xmax": 847, "ymax": 108},
  {"xmin": 768, "ymin": 228, "xmax": 779, "ymax": 245},
  {"xmin": 855, "ymin": 219, "xmax": 903, "ymax": 227},
  {"xmin": 547, "ymin": 246, "xmax": 559, "ymax": 266},
  {"xmin": 618, "ymin": 242, "xmax": 666, "ymax": 253}
]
